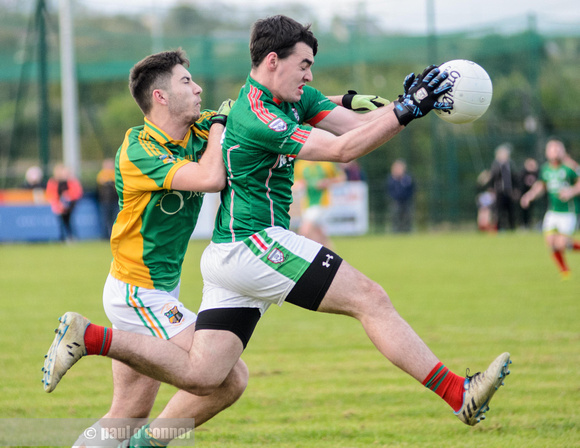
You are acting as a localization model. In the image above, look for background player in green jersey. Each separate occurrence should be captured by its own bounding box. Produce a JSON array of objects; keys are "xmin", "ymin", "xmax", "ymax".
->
[
  {"xmin": 521, "ymin": 138, "xmax": 580, "ymax": 278},
  {"xmin": 65, "ymin": 49, "xmax": 249, "ymax": 447},
  {"xmin": 44, "ymin": 16, "xmax": 510, "ymax": 442}
]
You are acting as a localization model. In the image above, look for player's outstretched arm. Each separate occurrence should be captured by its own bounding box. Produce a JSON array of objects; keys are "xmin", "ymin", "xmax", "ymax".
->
[
  {"xmin": 298, "ymin": 66, "xmax": 450, "ymax": 162},
  {"xmin": 171, "ymin": 99, "xmax": 233, "ymax": 192},
  {"xmin": 559, "ymin": 178, "xmax": 580, "ymax": 202},
  {"xmin": 520, "ymin": 180, "xmax": 545, "ymax": 208},
  {"xmin": 298, "ymin": 109, "xmax": 403, "ymax": 163}
]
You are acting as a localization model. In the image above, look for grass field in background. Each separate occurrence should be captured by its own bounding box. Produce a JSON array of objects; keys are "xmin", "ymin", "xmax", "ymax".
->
[{"xmin": 1, "ymin": 231, "xmax": 579, "ymax": 447}]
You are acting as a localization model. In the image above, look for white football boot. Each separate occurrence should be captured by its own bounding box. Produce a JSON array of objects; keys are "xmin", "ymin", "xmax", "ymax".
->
[
  {"xmin": 455, "ymin": 352, "xmax": 512, "ymax": 425},
  {"xmin": 42, "ymin": 312, "xmax": 89, "ymax": 393}
]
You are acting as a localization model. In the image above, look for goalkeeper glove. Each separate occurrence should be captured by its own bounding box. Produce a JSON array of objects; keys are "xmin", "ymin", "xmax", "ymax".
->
[
  {"xmin": 393, "ymin": 66, "xmax": 452, "ymax": 126},
  {"xmin": 397, "ymin": 65, "xmax": 437, "ymax": 102},
  {"xmin": 342, "ymin": 90, "xmax": 390, "ymax": 111},
  {"xmin": 210, "ymin": 99, "xmax": 235, "ymax": 126}
]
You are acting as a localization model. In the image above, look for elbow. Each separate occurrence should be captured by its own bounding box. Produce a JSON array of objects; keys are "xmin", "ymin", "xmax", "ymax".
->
[
  {"xmin": 204, "ymin": 176, "xmax": 226, "ymax": 193},
  {"xmin": 335, "ymin": 152, "xmax": 357, "ymax": 164}
]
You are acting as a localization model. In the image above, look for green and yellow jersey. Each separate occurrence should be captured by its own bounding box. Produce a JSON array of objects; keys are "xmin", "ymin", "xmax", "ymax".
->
[
  {"xmin": 110, "ymin": 113, "xmax": 214, "ymax": 291},
  {"xmin": 294, "ymin": 160, "xmax": 342, "ymax": 208}
]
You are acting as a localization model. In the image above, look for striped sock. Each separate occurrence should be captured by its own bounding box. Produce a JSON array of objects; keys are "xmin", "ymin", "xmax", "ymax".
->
[
  {"xmin": 84, "ymin": 324, "xmax": 113, "ymax": 356},
  {"xmin": 422, "ymin": 362, "xmax": 466, "ymax": 412},
  {"xmin": 552, "ymin": 250, "xmax": 569, "ymax": 273}
]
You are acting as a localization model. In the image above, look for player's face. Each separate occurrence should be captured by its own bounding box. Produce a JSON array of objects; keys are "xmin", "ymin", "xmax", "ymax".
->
[
  {"xmin": 545, "ymin": 140, "xmax": 564, "ymax": 163},
  {"xmin": 167, "ymin": 64, "xmax": 203, "ymax": 125},
  {"xmin": 273, "ymin": 42, "xmax": 314, "ymax": 103}
]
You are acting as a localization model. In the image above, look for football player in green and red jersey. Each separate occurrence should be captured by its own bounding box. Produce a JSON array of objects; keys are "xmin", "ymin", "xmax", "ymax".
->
[{"xmin": 521, "ymin": 138, "xmax": 580, "ymax": 278}]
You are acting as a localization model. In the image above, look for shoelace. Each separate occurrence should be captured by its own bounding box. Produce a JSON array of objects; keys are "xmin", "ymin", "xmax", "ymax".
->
[{"xmin": 465, "ymin": 368, "xmax": 483, "ymax": 389}]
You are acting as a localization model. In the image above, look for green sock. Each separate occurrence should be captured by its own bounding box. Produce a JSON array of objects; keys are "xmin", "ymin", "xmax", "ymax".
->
[{"xmin": 126, "ymin": 424, "xmax": 166, "ymax": 448}]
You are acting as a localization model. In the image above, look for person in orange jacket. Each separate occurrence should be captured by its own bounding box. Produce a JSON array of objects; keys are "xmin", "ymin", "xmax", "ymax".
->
[{"xmin": 45, "ymin": 163, "xmax": 83, "ymax": 241}]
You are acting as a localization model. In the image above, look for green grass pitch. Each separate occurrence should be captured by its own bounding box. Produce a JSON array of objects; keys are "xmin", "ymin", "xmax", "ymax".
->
[{"xmin": 1, "ymin": 231, "xmax": 579, "ymax": 447}]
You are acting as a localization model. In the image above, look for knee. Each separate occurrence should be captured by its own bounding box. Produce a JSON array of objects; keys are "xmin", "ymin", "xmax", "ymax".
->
[
  {"xmin": 357, "ymin": 280, "xmax": 394, "ymax": 315},
  {"xmin": 184, "ymin": 360, "xmax": 248, "ymax": 398},
  {"xmin": 221, "ymin": 359, "xmax": 249, "ymax": 402}
]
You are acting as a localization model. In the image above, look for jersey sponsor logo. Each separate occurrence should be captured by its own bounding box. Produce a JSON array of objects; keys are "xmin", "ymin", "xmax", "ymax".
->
[
  {"xmin": 159, "ymin": 191, "xmax": 184, "ymax": 215},
  {"xmin": 163, "ymin": 304, "xmax": 184, "ymax": 324},
  {"xmin": 268, "ymin": 117, "xmax": 288, "ymax": 132},
  {"xmin": 292, "ymin": 107, "xmax": 300, "ymax": 122},
  {"xmin": 267, "ymin": 248, "xmax": 285, "ymax": 264},
  {"xmin": 158, "ymin": 154, "xmax": 177, "ymax": 164},
  {"xmin": 276, "ymin": 154, "xmax": 296, "ymax": 169},
  {"xmin": 158, "ymin": 190, "xmax": 201, "ymax": 215}
]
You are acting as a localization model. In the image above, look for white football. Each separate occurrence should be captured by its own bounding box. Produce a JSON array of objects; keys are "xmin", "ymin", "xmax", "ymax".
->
[{"xmin": 434, "ymin": 59, "xmax": 493, "ymax": 124}]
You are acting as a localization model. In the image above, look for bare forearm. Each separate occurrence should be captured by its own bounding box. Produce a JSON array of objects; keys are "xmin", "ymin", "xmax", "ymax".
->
[
  {"xmin": 170, "ymin": 124, "xmax": 226, "ymax": 192},
  {"xmin": 299, "ymin": 110, "xmax": 404, "ymax": 163}
]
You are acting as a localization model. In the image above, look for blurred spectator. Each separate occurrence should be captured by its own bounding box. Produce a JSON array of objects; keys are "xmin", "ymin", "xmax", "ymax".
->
[
  {"xmin": 342, "ymin": 160, "xmax": 366, "ymax": 182},
  {"xmin": 45, "ymin": 163, "xmax": 83, "ymax": 242},
  {"xmin": 386, "ymin": 159, "xmax": 415, "ymax": 233},
  {"xmin": 294, "ymin": 160, "xmax": 345, "ymax": 249},
  {"xmin": 476, "ymin": 170, "xmax": 497, "ymax": 232},
  {"xmin": 518, "ymin": 158, "xmax": 539, "ymax": 229},
  {"xmin": 488, "ymin": 143, "xmax": 518, "ymax": 231},
  {"xmin": 21, "ymin": 165, "xmax": 46, "ymax": 204},
  {"xmin": 96, "ymin": 158, "xmax": 119, "ymax": 239}
]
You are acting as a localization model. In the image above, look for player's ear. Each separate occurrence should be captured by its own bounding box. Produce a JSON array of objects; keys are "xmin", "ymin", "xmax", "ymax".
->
[
  {"xmin": 265, "ymin": 52, "xmax": 278, "ymax": 71},
  {"xmin": 152, "ymin": 89, "xmax": 168, "ymax": 106}
]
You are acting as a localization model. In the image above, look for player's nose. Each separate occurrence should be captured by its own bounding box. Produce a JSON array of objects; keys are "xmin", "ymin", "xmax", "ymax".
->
[{"xmin": 192, "ymin": 81, "xmax": 202, "ymax": 95}]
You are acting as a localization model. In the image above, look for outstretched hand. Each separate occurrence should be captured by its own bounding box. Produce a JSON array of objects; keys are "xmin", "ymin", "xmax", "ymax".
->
[{"xmin": 393, "ymin": 66, "xmax": 453, "ymax": 126}]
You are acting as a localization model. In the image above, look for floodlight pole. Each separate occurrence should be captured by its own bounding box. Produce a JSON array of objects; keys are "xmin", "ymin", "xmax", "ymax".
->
[
  {"xmin": 59, "ymin": 0, "xmax": 81, "ymax": 177},
  {"xmin": 37, "ymin": 0, "xmax": 50, "ymax": 181},
  {"xmin": 426, "ymin": 0, "xmax": 442, "ymax": 223}
]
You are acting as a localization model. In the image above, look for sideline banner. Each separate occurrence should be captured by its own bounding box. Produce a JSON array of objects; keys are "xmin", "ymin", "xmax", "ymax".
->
[
  {"xmin": 0, "ymin": 197, "xmax": 102, "ymax": 242},
  {"xmin": 0, "ymin": 182, "xmax": 368, "ymax": 242},
  {"xmin": 191, "ymin": 182, "xmax": 369, "ymax": 240},
  {"xmin": 290, "ymin": 181, "xmax": 369, "ymax": 236}
]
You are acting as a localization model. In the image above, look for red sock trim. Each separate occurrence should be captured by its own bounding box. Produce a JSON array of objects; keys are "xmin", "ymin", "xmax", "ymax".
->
[
  {"xmin": 552, "ymin": 250, "xmax": 569, "ymax": 272},
  {"xmin": 572, "ymin": 240, "xmax": 580, "ymax": 251},
  {"xmin": 84, "ymin": 324, "xmax": 113, "ymax": 356},
  {"xmin": 423, "ymin": 362, "xmax": 466, "ymax": 412}
]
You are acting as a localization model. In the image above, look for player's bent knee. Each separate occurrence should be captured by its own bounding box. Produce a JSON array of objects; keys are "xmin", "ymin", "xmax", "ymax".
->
[
  {"xmin": 182, "ymin": 377, "xmax": 224, "ymax": 396},
  {"xmin": 358, "ymin": 280, "xmax": 393, "ymax": 313},
  {"xmin": 221, "ymin": 361, "xmax": 249, "ymax": 403}
]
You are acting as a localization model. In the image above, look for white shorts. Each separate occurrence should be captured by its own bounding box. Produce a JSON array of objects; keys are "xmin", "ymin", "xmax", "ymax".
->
[
  {"xmin": 103, "ymin": 274, "xmax": 196, "ymax": 340},
  {"xmin": 302, "ymin": 205, "xmax": 328, "ymax": 226},
  {"xmin": 200, "ymin": 227, "xmax": 326, "ymax": 315},
  {"xmin": 542, "ymin": 211, "xmax": 577, "ymax": 236}
]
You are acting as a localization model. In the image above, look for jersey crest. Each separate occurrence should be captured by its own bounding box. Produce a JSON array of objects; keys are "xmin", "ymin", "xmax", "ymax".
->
[
  {"xmin": 163, "ymin": 305, "xmax": 183, "ymax": 324},
  {"xmin": 268, "ymin": 118, "xmax": 288, "ymax": 132},
  {"xmin": 267, "ymin": 248, "xmax": 285, "ymax": 264}
]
